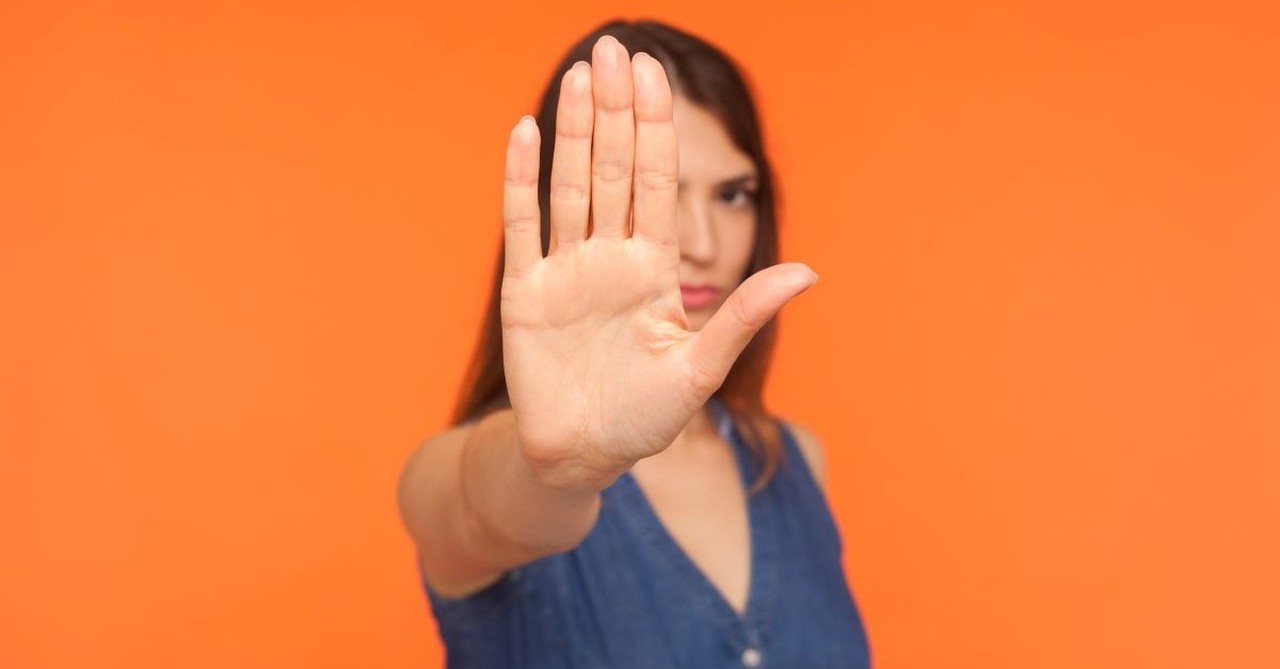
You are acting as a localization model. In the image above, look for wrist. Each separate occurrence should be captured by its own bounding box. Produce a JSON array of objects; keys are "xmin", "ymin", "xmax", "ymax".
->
[{"xmin": 516, "ymin": 433, "xmax": 634, "ymax": 493}]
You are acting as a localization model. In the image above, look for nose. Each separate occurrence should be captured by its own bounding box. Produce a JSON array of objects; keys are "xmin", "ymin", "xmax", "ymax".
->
[{"xmin": 677, "ymin": 198, "xmax": 716, "ymax": 265}]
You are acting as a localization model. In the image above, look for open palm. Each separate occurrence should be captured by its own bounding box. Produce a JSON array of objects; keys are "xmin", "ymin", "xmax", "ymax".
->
[{"xmin": 500, "ymin": 36, "xmax": 817, "ymax": 483}]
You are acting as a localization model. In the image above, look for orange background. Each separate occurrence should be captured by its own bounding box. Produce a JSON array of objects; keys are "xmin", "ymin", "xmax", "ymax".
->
[{"xmin": 3, "ymin": 1, "xmax": 1277, "ymax": 668}]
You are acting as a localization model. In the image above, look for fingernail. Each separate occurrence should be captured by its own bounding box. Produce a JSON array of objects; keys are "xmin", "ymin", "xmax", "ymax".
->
[
  {"xmin": 597, "ymin": 36, "xmax": 618, "ymax": 70},
  {"xmin": 634, "ymin": 55, "xmax": 650, "ymax": 87},
  {"xmin": 517, "ymin": 115, "xmax": 536, "ymax": 137}
]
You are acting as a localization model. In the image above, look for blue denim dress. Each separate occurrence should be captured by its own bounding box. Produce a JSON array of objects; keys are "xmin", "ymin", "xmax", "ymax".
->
[{"xmin": 417, "ymin": 398, "xmax": 873, "ymax": 668}]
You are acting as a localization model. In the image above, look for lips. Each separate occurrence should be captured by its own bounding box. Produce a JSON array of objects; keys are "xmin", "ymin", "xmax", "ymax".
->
[{"xmin": 680, "ymin": 284, "xmax": 719, "ymax": 309}]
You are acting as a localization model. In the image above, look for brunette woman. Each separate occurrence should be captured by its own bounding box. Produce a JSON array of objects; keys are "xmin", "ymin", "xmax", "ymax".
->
[{"xmin": 398, "ymin": 19, "xmax": 872, "ymax": 668}]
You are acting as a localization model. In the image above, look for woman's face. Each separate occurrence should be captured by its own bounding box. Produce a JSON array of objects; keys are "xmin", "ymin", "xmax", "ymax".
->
[{"xmin": 671, "ymin": 95, "xmax": 759, "ymax": 331}]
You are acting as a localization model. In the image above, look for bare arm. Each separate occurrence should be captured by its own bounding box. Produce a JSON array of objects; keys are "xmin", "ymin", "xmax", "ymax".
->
[
  {"xmin": 397, "ymin": 36, "xmax": 814, "ymax": 601},
  {"xmin": 396, "ymin": 410, "xmax": 627, "ymax": 598}
]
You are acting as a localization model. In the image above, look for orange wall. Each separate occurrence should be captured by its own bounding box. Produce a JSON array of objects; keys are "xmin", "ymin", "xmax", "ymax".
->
[{"xmin": 3, "ymin": 1, "xmax": 1277, "ymax": 668}]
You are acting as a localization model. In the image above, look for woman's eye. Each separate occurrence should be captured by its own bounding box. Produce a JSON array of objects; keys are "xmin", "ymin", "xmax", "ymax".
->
[{"xmin": 718, "ymin": 187, "xmax": 757, "ymax": 208}]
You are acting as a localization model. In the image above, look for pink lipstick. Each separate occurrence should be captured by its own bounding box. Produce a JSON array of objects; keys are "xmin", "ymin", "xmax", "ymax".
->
[{"xmin": 680, "ymin": 284, "xmax": 718, "ymax": 310}]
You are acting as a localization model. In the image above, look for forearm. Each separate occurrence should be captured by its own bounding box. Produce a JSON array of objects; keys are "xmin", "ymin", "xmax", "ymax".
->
[{"xmin": 458, "ymin": 409, "xmax": 628, "ymax": 563}]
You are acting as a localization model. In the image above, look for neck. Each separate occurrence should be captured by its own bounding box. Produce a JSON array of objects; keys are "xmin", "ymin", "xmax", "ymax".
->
[{"xmin": 664, "ymin": 401, "xmax": 721, "ymax": 459}]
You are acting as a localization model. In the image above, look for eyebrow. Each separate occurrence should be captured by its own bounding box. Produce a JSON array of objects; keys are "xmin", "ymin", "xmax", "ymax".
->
[{"xmin": 677, "ymin": 173, "xmax": 759, "ymax": 190}]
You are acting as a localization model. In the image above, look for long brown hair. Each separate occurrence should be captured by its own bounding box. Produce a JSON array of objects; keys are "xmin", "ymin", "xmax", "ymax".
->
[{"xmin": 451, "ymin": 19, "xmax": 788, "ymax": 494}]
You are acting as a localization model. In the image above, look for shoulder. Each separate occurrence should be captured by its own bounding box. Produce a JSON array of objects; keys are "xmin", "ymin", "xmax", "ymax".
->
[{"xmin": 780, "ymin": 419, "xmax": 827, "ymax": 490}]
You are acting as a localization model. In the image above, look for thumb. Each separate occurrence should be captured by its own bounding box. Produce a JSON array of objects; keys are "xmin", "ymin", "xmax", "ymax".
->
[{"xmin": 686, "ymin": 262, "xmax": 819, "ymax": 395}]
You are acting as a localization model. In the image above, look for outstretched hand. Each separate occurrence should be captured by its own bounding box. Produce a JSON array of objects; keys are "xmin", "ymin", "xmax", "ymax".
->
[{"xmin": 499, "ymin": 35, "xmax": 817, "ymax": 486}]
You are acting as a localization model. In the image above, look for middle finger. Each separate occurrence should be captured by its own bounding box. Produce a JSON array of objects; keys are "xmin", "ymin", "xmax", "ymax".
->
[{"xmin": 588, "ymin": 35, "xmax": 636, "ymax": 239}]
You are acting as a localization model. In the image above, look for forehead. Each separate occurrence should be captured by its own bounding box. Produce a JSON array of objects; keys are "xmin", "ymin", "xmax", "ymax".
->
[{"xmin": 671, "ymin": 95, "xmax": 757, "ymax": 184}]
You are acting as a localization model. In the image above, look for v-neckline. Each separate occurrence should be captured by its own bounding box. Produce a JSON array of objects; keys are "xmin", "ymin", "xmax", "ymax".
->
[{"xmin": 616, "ymin": 399, "xmax": 775, "ymax": 635}]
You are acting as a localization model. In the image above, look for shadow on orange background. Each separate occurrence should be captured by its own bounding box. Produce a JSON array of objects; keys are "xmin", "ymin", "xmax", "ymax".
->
[{"xmin": 2, "ymin": 1, "xmax": 1277, "ymax": 668}]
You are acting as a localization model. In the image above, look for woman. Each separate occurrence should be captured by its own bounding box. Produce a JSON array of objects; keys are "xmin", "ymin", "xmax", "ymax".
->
[{"xmin": 397, "ymin": 19, "xmax": 872, "ymax": 668}]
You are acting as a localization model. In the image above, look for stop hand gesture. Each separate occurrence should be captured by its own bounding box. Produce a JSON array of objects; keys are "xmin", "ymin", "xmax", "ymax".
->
[{"xmin": 500, "ymin": 36, "xmax": 817, "ymax": 488}]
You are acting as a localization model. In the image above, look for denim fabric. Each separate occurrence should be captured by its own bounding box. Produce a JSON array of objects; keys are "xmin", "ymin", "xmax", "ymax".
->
[{"xmin": 418, "ymin": 398, "xmax": 872, "ymax": 668}]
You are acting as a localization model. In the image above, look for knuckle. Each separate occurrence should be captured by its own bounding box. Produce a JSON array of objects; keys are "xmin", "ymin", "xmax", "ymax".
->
[
  {"xmin": 728, "ymin": 293, "xmax": 757, "ymax": 329},
  {"xmin": 686, "ymin": 357, "xmax": 722, "ymax": 397},
  {"xmin": 635, "ymin": 166, "xmax": 678, "ymax": 191},
  {"xmin": 596, "ymin": 98, "xmax": 634, "ymax": 113},
  {"xmin": 556, "ymin": 126, "xmax": 592, "ymax": 141},
  {"xmin": 550, "ymin": 181, "xmax": 588, "ymax": 202},
  {"xmin": 503, "ymin": 261, "xmax": 532, "ymax": 279},
  {"xmin": 592, "ymin": 159, "xmax": 633, "ymax": 183},
  {"xmin": 504, "ymin": 211, "xmax": 540, "ymax": 231}
]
